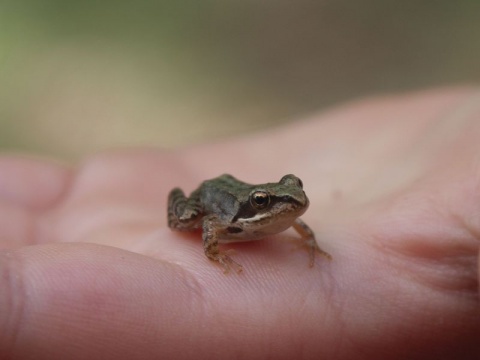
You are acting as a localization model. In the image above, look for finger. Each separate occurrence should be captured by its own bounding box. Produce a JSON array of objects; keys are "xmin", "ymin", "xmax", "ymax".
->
[
  {"xmin": 1, "ymin": 243, "xmax": 327, "ymax": 360},
  {"xmin": 0, "ymin": 155, "xmax": 71, "ymax": 209},
  {"xmin": 0, "ymin": 156, "xmax": 72, "ymax": 249},
  {"xmin": 0, "ymin": 243, "xmax": 201, "ymax": 360}
]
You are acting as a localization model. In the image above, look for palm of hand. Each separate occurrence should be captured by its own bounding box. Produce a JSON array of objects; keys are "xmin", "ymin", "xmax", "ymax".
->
[{"xmin": 1, "ymin": 88, "xmax": 479, "ymax": 359}]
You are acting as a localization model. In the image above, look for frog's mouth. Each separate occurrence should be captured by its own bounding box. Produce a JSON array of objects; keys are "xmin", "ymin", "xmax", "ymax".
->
[
  {"xmin": 221, "ymin": 198, "xmax": 309, "ymax": 241},
  {"xmin": 237, "ymin": 199, "xmax": 308, "ymax": 227}
]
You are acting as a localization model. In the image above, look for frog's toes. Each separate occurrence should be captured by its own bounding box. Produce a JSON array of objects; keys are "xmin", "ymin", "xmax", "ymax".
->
[
  {"xmin": 303, "ymin": 238, "xmax": 332, "ymax": 267},
  {"xmin": 216, "ymin": 252, "xmax": 243, "ymax": 274}
]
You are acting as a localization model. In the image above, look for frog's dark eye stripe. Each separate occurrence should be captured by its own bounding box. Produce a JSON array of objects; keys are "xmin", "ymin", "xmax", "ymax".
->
[
  {"xmin": 250, "ymin": 190, "xmax": 270, "ymax": 209},
  {"xmin": 227, "ymin": 226, "xmax": 243, "ymax": 234},
  {"xmin": 276, "ymin": 195, "xmax": 303, "ymax": 207}
]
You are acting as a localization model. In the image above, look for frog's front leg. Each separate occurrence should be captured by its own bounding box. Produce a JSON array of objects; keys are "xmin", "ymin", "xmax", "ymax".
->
[
  {"xmin": 168, "ymin": 188, "xmax": 203, "ymax": 230},
  {"xmin": 292, "ymin": 218, "xmax": 332, "ymax": 266},
  {"xmin": 202, "ymin": 215, "xmax": 243, "ymax": 273}
]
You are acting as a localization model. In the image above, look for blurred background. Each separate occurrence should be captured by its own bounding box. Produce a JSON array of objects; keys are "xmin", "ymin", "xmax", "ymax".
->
[{"xmin": 1, "ymin": 0, "xmax": 479, "ymax": 160}]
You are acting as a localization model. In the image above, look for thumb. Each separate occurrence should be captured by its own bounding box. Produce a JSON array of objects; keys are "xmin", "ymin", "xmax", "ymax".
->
[{"xmin": 0, "ymin": 243, "xmax": 205, "ymax": 360}]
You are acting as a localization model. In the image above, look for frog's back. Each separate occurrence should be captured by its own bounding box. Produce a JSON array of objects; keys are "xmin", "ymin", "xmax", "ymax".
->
[{"xmin": 199, "ymin": 174, "xmax": 252, "ymax": 221}]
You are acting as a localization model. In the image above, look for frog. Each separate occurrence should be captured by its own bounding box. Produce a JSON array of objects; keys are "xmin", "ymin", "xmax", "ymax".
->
[{"xmin": 167, "ymin": 174, "xmax": 331, "ymax": 273}]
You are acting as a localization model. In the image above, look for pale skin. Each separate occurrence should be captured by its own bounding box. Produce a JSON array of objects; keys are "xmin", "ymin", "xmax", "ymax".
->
[{"xmin": 1, "ymin": 87, "xmax": 480, "ymax": 359}]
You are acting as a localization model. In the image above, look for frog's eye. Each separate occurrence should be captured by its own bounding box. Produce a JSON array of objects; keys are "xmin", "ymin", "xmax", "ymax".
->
[{"xmin": 250, "ymin": 191, "xmax": 270, "ymax": 209}]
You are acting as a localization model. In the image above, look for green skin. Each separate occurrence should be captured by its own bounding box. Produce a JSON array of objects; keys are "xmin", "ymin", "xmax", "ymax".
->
[
  {"xmin": 168, "ymin": 173, "xmax": 330, "ymax": 272},
  {"xmin": 0, "ymin": 87, "xmax": 479, "ymax": 359}
]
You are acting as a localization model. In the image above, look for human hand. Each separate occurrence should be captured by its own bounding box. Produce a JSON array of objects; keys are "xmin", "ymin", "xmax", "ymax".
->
[{"xmin": 1, "ymin": 87, "xmax": 479, "ymax": 359}]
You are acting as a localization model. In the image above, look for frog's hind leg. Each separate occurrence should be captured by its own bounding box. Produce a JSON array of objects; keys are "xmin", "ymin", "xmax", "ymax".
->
[{"xmin": 168, "ymin": 188, "xmax": 203, "ymax": 230}]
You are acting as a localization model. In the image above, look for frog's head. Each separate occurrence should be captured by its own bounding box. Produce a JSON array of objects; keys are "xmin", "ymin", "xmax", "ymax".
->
[{"xmin": 231, "ymin": 174, "xmax": 309, "ymax": 238}]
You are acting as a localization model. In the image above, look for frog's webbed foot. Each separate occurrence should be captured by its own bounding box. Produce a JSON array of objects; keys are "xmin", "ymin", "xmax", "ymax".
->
[
  {"xmin": 202, "ymin": 217, "xmax": 243, "ymax": 274},
  {"xmin": 293, "ymin": 218, "xmax": 332, "ymax": 267}
]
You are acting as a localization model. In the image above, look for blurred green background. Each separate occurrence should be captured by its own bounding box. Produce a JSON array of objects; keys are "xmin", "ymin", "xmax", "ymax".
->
[{"xmin": 1, "ymin": 0, "xmax": 479, "ymax": 160}]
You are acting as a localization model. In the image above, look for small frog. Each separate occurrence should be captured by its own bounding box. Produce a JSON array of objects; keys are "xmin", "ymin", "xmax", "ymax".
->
[{"xmin": 167, "ymin": 174, "xmax": 331, "ymax": 273}]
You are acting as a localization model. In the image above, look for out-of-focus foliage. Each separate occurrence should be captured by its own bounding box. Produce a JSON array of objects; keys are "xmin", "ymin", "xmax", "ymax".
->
[{"xmin": 1, "ymin": 1, "xmax": 480, "ymax": 158}]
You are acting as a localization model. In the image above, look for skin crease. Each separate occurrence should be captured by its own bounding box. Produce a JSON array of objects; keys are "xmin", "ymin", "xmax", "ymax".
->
[{"xmin": 0, "ymin": 87, "xmax": 480, "ymax": 360}]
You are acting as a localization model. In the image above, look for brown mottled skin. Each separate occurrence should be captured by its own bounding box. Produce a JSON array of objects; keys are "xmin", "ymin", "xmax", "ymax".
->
[{"xmin": 168, "ymin": 174, "xmax": 331, "ymax": 272}]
